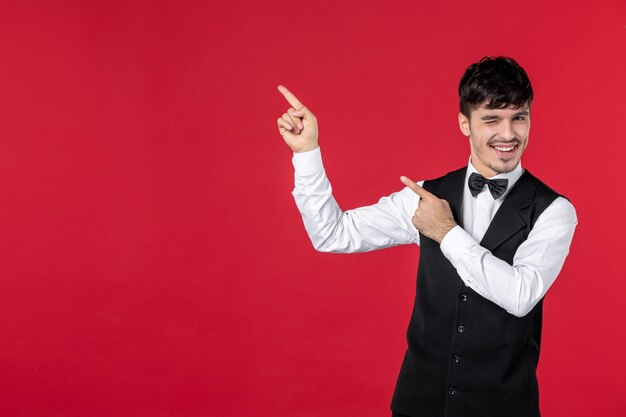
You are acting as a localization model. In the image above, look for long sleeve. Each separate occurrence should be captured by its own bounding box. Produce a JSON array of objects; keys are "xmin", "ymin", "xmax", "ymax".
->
[
  {"xmin": 291, "ymin": 147, "xmax": 420, "ymax": 253},
  {"xmin": 440, "ymin": 197, "xmax": 577, "ymax": 317}
]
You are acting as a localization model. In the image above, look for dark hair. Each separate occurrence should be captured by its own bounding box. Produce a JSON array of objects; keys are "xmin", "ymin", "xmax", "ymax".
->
[{"xmin": 458, "ymin": 56, "xmax": 533, "ymax": 118}]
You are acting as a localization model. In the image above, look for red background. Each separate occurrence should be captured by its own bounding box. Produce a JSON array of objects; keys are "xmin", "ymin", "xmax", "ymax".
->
[{"xmin": 0, "ymin": 1, "xmax": 624, "ymax": 416}]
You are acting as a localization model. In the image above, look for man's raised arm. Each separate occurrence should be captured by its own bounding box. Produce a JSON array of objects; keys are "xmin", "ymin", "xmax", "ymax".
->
[{"xmin": 276, "ymin": 85, "xmax": 420, "ymax": 253}]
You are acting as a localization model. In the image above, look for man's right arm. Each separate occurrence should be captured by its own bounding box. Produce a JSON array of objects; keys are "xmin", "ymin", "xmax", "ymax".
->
[
  {"xmin": 292, "ymin": 147, "xmax": 420, "ymax": 253},
  {"xmin": 277, "ymin": 85, "xmax": 420, "ymax": 253}
]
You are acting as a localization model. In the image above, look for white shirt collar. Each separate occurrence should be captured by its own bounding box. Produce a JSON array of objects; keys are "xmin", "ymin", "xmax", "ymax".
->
[{"xmin": 465, "ymin": 157, "xmax": 524, "ymax": 199}]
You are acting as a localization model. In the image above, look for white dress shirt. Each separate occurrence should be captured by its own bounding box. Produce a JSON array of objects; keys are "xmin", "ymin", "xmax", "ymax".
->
[{"xmin": 291, "ymin": 147, "xmax": 578, "ymax": 317}]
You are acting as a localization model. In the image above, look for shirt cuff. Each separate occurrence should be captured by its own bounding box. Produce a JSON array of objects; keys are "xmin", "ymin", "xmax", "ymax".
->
[
  {"xmin": 440, "ymin": 225, "xmax": 478, "ymax": 267},
  {"xmin": 292, "ymin": 146, "xmax": 323, "ymax": 176}
]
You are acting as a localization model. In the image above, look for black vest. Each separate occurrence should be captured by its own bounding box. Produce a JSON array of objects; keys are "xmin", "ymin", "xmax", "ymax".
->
[{"xmin": 391, "ymin": 166, "xmax": 561, "ymax": 417}]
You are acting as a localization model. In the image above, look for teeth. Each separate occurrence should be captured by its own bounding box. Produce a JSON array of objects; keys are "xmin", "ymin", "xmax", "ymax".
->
[{"xmin": 494, "ymin": 146, "xmax": 514, "ymax": 152}]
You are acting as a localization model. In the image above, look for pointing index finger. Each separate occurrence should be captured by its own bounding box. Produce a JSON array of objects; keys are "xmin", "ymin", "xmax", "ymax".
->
[
  {"xmin": 277, "ymin": 84, "xmax": 304, "ymax": 109},
  {"xmin": 400, "ymin": 176, "xmax": 433, "ymax": 200}
]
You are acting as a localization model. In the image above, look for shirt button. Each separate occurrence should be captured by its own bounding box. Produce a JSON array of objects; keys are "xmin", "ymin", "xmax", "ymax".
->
[
  {"xmin": 460, "ymin": 294, "xmax": 468, "ymax": 302},
  {"xmin": 452, "ymin": 355, "xmax": 461, "ymax": 363},
  {"xmin": 457, "ymin": 325, "xmax": 465, "ymax": 333},
  {"xmin": 448, "ymin": 387, "xmax": 457, "ymax": 395}
]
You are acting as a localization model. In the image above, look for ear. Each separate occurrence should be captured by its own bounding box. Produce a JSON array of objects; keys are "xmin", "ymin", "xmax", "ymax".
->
[{"xmin": 458, "ymin": 112, "xmax": 471, "ymax": 137}]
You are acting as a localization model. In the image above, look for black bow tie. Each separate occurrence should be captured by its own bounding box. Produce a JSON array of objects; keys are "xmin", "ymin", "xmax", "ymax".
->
[{"xmin": 468, "ymin": 172, "xmax": 508, "ymax": 199}]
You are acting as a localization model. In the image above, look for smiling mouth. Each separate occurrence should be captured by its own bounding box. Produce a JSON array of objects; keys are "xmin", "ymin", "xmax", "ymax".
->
[{"xmin": 489, "ymin": 143, "xmax": 518, "ymax": 158}]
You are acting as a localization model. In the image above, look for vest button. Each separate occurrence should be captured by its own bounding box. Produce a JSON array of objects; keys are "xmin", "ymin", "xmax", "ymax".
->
[
  {"xmin": 452, "ymin": 355, "xmax": 461, "ymax": 363},
  {"xmin": 448, "ymin": 387, "xmax": 457, "ymax": 395},
  {"xmin": 457, "ymin": 325, "xmax": 465, "ymax": 333},
  {"xmin": 460, "ymin": 294, "xmax": 468, "ymax": 302}
]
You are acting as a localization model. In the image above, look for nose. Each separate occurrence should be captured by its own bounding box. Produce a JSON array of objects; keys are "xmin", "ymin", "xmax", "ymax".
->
[{"xmin": 500, "ymin": 121, "xmax": 515, "ymax": 141}]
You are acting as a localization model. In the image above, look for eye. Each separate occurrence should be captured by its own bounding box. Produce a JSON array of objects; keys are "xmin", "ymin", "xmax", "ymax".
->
[{"xmin": 514, "ymin": 116, "xmax": 527, "ymax": 121}]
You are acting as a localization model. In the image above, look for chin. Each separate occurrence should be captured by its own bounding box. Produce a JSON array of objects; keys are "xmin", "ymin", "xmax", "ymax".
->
[{"xmin": 493, "ymin": 162, "xmax": 517, "ymax": 174}]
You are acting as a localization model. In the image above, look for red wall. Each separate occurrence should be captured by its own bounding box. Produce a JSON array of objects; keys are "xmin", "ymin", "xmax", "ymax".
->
[{"xmin": 0, "ymin": 1, "xmax": 624, "ymax": 416}]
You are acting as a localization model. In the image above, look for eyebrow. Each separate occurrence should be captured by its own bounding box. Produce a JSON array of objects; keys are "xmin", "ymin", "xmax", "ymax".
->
[{"xmin": 480, "ymin": 110, "xmax": 530, "ymax": 120}]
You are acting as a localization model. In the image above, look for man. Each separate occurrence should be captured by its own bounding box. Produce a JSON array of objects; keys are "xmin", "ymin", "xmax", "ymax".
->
[{"xmin": 276, "ymin": 56, "xmax": 577, "ymax": 417}]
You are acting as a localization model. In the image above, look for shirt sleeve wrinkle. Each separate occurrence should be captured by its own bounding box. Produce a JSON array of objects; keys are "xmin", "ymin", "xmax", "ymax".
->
[{"xmin": 514, "ymin": 264, "xmax": 546, "ymax": 315}]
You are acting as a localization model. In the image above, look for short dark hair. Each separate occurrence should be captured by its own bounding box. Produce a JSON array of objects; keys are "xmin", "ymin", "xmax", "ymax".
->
[{"xmin": 458, "ymin": 56, "xmax": 533, "ymax": 118}]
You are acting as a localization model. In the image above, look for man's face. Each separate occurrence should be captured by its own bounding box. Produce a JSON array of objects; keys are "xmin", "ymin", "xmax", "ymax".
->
[{"xmin": 458, "ymin": 102, "xmax": 531, "ymax": 178}]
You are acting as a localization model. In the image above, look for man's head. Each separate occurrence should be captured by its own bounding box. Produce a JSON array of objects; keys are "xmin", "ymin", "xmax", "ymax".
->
[{"xmin": 457, "ymin": 56, "xmax": 533, "ymax": 178}]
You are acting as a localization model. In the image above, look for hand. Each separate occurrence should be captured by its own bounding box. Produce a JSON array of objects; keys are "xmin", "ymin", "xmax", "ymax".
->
[
  {"xmin": 400, "ymin": 176, "xmax": 457, "ymax": 243},
  {"xmin": 276, "ymin": 85, "xmax": 319, "ymax": 153}
]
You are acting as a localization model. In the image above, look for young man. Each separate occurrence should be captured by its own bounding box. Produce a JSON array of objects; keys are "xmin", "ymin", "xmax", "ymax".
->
[{"xmin": 276, "ymin": 56, "xmax": 577, "ymax": 417}]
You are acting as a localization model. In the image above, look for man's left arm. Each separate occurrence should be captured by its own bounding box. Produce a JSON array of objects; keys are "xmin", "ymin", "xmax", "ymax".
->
[{"xmin": 440, "ymin": 197, "xmax": 577, "ymax": 317}]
